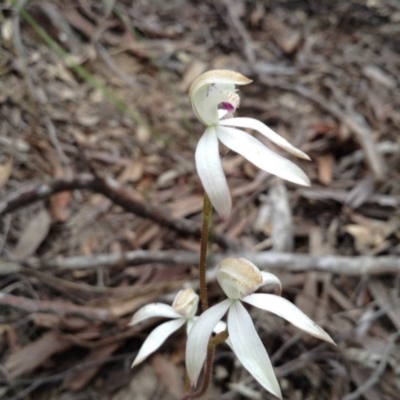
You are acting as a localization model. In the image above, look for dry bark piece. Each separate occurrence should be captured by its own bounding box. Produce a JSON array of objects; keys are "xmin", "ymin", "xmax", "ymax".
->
[{"xmin": 270, "ymin": 180, "xmax": 293, "ymax": 252}]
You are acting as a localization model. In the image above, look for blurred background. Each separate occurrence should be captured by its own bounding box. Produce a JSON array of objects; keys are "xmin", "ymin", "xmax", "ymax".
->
[{"xmin": 1, "ymin": 0, "xmax": 400, "ymax": 399}]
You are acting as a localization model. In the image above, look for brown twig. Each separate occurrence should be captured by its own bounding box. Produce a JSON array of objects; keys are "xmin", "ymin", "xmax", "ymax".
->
[
  {"xmin": 343, "ymin": 332, "xmax": 400, "ymax": 400},
  {"xmin": 0, "ymin": 174, "xmax": 235, "ymax": 249},
  {"xmin": 259, "ymin": 77, "xmax": 387, "ymax": 180},
  {"xmin": 0, "ymin": 293, "xmax": 115, "ymax": 322},
  {"xmin": 4, "ymin": 251, "xmax": 400, "ymax": 275},
  {"xmin": 217, "ymin": 0, "xmax": 256, "ymax": 64}
]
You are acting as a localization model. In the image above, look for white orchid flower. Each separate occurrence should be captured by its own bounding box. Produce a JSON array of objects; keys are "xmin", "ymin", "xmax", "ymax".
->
[
  {"xmin": 185, "ymin": 258, "xmax": 335, "ymax": 399},
  {"xmin": 189, "ymin": 69, "xmax": 311, "ymax": 219},
  {"xmin": 130, "ymin": 288, "xmax": 199, "ymax": 367}
]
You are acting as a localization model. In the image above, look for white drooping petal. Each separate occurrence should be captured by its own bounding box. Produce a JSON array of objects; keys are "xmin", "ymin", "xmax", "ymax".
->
[
  {"xmin": 172, "ymin": 288, "xmax": 199, "ymax": 319},
  {"xmin": 216, "ymin": 126, "xmax": 310, "ymax": 186},
  {"xmin": 131, "ymin": 318, "xmax": 186, "ymax": 367},
  {"xmin": 242, "ymin": 294, "xmax": 335, "ymax": 344},
  {"xmin": 129, "ymin": 303, "xmax": 182, "ymax": 326},
  {"xmin": 260, "ymin": 272, "xmax": 282, "ymax": 295},
  {"xmin": 195, "ymin": 127, "xmax": 232, "ymax": 219},
  {"xmin": 217, "ymin": 258, "xmax": 263, "ymax": 300},
  {"xmin": 220, "ymin": 117, "xmax": 310, "ymax": 160},
  {"xmin": 228, "ymin": 301, "xmax": 282, "ymax": 399},
  {"xmin": 186, "ymin": 299, "xmax": 231, "ymax": 386}
]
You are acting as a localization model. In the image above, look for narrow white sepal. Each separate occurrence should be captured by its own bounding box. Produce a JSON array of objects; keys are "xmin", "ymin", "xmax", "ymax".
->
[
  {"xmin": 129, "ymin": 303, "xmax": 182, "ymax": 326},
  {"xmin": 216, "ymin": 126, "xmax": 310, "ymax": 186},
  {"xmin": 195, "ymin": 127, "xmax": 232, "ymax": 219},
  {"xmin": 219, "ymin": 117, "xmax": 311, "ymax": 160},
  {"xmin": 243, "ymin": 294, "xmax": 335, "ymax": 344},
  {"xmin": 228, "ymin": 301, "xmax": 282, "ymax": 399},
  {"xmin": 185, "ymin": 299, "xmax": 231, "ymax": 385},
  {"xmin": 131, "ymin": 318, "xmax": 185, "ymax": 367}
]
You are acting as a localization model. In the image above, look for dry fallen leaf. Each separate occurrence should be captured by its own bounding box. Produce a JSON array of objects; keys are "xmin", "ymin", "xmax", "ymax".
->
[
  {"xmin": 50, "ymin": 191, "xmax": 72, "ymax": 222},
  {"xmin": 152, "ymin": 354, "xmax": 184, "ymax": 399},
  {"xmin": 317, "ymin": 154, "xmax": 334, "ymax": 185},
  {"xmin": 0, "ymin": 156, "xmax": 13, "ymax": 190},
  {"xmin": 12, "ymin": 209, "xmax": 52, "ymax": 260},
  {"xmin": 5, "ymin": 331, "xmax": 71, "ymax": 378}
]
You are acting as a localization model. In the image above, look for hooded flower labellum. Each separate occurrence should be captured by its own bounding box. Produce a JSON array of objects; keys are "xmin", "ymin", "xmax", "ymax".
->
[
  {"xmin": 185, "ymin": 258, "xmax": 335, "ymax": 399},
  {"xmin": 130, "ymin": 288, "xmax": 199, "ymax": 367},
  {"xmin": 189, "ymin": 69, "xmax": 311, "ymax": 219}
]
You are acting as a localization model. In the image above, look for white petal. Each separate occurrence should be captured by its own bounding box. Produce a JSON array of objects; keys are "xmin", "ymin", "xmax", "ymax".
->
[
  {"xmin": 228, "ymin": 301, "xmax": 282, "ymax": 399},
  {"xmin": 186, "ymin": 317, "xmax": 196, "ymax": 334},
  {"xmin": 213, "ymin": 320, "xmax": 227, "ymax": 335},
  {"xmin": 243, "ymin": 294, "xmax": 335, "ymax": 344},
  {"xmin": 218, "ymin": 109, "xmax": 229, "ymax": 119},
  {"xmin": 186, "ymin": 299, "xmax": 231, "ymax": 385},
  {"xmin": 217, "ymin": 126, "xmax": 310, "ymax": 186},
  {"xmin": 195, "ymin": 127, "xmax": 232, "ymax": 219},
  {"xmin": 129, "ymin": 303, "xmax": 182, "ymax": 326},
  {"xmin": 260, "ymin": 272, "xmax": 282, "ymax": 295},
  {"xmin": 131, "ymin": 318, "xmax": 185, "ymax": 367},
  {"xmin": 220, "ymin": 117, "xmax": 310, "ymax": 160}
]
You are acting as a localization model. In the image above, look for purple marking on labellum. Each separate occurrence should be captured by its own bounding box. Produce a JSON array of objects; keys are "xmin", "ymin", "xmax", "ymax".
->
[{"xmin": 221, "ymin": 102, "xmax": 234, "ymax": 111}]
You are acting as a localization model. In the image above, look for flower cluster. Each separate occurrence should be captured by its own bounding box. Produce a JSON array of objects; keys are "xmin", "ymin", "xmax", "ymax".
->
[
  {"xmin": 129, "ymin": 288, "xmax": 199, "ymax": 368},
  {"xmin": 128, "ymin": 70, "xmax": 334, "ymax": 400},
  {"xmin": 189, "ymin": 69, "xmax": 311, "ymax": 219},
  {"xmin": 131, "ymin": 258, "xmax": 334, "ymax": 399}
]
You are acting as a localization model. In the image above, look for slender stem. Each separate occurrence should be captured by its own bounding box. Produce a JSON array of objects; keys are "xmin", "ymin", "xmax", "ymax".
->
[
  {"xmin": 208, "ymin": 330, "xmax": 229, "ymax": 347},
  {"xmin": 199, "ymin": 192, "xmax": 213, "ymax": 312},
  {"xmin": 182, "ymin": 347, "xmax": 215, "ymax": 400},
  {"xmin": 181, "ymin": 193, "xmax": 213, "ymax": 400},
  {"xmin": 182, "ymin": 331, "xmax": 230, "ymax": 399}
]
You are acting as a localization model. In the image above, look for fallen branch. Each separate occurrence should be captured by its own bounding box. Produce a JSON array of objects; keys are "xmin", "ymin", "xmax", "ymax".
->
[
  {"xmin": 6, "ymin": 250, "xmax": 400, "ymax": 275},
  {"xmin": 0, "ymin": 293, "xmax": 115, "ymax": 321},
  {"xmin": 0, "ymin": 174, "xmax": 235, "ymax": 249}
]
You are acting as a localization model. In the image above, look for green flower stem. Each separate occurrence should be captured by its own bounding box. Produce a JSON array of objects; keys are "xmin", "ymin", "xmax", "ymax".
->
[{"xmin": 199, "ymin": 192, "xmax": 212, "ymax": 312}]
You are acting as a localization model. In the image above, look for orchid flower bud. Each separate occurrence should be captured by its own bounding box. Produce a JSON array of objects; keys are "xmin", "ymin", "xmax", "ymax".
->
[
  {"xmin": 172, "ymin": 288, "xmax": 199, "ymax": 319},
  {"xmin": 217, "ymin": 258, "xmax": 263, "ymax": 300}
]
